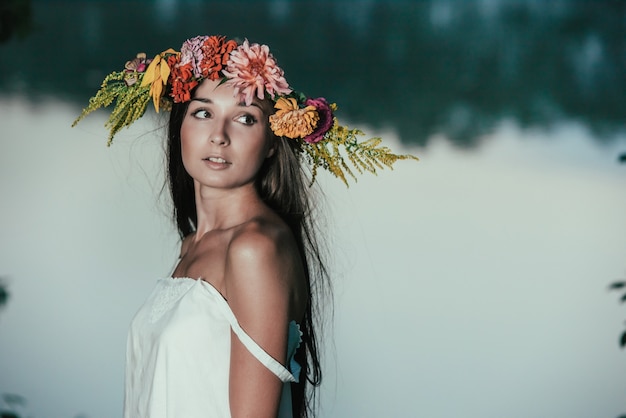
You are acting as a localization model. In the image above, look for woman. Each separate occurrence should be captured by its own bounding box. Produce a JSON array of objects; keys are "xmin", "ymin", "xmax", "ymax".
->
[{"xmin": 73, "ymin": 35, "xmax": 416, "ymax": 418}]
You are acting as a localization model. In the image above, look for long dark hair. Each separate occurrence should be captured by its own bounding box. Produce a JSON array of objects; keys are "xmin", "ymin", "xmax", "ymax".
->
[{"xmin": 166, "ymin": 95, "xmax": 330, "ymax": 417}]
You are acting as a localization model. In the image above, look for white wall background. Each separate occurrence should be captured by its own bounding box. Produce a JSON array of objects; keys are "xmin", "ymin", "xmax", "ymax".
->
[{"xmin": 1, "ymin": 97, "xmax": 625, "ymax": 418}]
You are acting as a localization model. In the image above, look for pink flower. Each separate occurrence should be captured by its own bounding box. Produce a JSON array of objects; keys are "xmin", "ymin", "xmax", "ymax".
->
[
  {"xmin": 180, "ymin": 35, "xmax": 208, "ymax": 78},
  {"xmin": 124, "ymin": 53, "xmax": 152, "ymax": 86},
  {"xmin": 303, "ymin": 98, "xmax": 334, "ymax": 143},
  {"xmin": 223, "ymin": 39, "xmax": 292, "ymax": 105}
]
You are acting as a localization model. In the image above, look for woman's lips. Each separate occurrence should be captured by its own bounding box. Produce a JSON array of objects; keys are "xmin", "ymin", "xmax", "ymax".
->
[
  {"xmin": 205, "ymin": 156, "xmax": 227, "ymax": 163},
  {"xmin": 203, "ymin": 156, "xmax": 230, "ymax": 168}
]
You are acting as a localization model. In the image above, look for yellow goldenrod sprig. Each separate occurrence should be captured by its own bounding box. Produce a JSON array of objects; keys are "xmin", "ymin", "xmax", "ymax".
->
[{"xmin": 72, "ymin": 71, "xmax": 151, "ymax": 146}]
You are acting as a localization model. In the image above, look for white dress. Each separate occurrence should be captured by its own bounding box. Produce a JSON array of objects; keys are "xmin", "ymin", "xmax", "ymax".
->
[{"xmin": 124, "ymin": 277, "xmax": 302, "ymax": 418}]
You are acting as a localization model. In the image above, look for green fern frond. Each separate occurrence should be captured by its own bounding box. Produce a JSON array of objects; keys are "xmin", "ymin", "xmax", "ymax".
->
[{"xmin": 304, "ymin": 123, "xmax": 419, "ymax": 187}]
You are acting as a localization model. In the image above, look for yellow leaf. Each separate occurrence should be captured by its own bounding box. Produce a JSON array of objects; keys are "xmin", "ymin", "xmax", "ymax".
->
[
  {"xmin": 140, "ymin": 54, "xmax": 160, "ymax": 87},
  {"xmin": 160, "ymin": 60, "xmax": 170, "ymax": 86},
  {"xmin": 139, "ymin": 49, "xmax": 176, "ymax": 113},
  {"xmin": 151, "ymin": 82, "xmax": 163, "ymax": 112}
]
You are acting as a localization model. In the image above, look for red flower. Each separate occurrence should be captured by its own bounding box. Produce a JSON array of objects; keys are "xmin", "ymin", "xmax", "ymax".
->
[
  {"xmin": 303, "ymin": 98, "xmax": 334, "ymax": 143},
  {"xmin": 200, "ymin": 35, "xmax": 238, "ymax": 81},
  {"xmin": 170, "ymin": 60, "xmax": 198, "ymax": 103},
  {"xmin": 167, "ymin": 54, "xmax": 180, "ymax": 71}
]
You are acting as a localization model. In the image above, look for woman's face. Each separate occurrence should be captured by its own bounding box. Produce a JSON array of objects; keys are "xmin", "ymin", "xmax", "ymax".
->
[{"xmin": 180, "ymin": 79, "xmax": 275, "ymax": 191}]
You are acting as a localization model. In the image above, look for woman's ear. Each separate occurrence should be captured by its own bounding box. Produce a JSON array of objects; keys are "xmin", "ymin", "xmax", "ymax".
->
[
  {"xmin": 266, "ymin": 140, "xmax": 276, "ymax": 159},
  {"xmin": 265, "ymin": 126, "xmax": 277, "ymax": 159}
]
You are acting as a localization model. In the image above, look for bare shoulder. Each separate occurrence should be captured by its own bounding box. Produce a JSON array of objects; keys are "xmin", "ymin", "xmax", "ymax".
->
[
  {"xmin": 224, "ymin": 215, "xmax": 306, "ymax": 320},
  {"xmin": 231, "ymin": 218, "xmax": 295, "ymax": 258},
  {"xmin": 227, "ymin": 217, "xmax": 300, "ymax": 285}
]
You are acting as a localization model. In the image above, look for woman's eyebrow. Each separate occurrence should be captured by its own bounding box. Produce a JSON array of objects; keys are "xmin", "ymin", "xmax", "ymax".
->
[
  {"xmin": 241, "ymin": 101, "xmax": 263, "ymax": 111},
  {"xmin": 191, "ymin": 97, "xmax": 212, "ymax": 103}
]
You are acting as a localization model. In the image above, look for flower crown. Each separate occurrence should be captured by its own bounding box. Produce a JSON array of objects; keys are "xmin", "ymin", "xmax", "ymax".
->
[{"xmin": 72, "ymin": 35, "xmax": 417, "ymax": 185}]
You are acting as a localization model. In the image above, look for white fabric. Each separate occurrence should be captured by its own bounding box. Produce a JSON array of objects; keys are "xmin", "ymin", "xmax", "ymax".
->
[{"xmin": 124, "ymin": 277, "xmax": 300, "ymax": 418}]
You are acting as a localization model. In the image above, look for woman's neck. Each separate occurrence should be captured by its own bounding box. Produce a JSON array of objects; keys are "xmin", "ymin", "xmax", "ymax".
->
[{"xmin": 192, "ymin": 182, "xmax": 266, "ymax": 237}]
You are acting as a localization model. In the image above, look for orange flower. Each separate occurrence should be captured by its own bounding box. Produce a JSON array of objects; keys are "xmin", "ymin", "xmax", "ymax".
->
[
  {"xmin": 200, "ymin": 35, "xmax": 238, "ymax": 81},
  {"xmin": 269, "ymin": 97, "xmax": 319, "ymax": 139}
]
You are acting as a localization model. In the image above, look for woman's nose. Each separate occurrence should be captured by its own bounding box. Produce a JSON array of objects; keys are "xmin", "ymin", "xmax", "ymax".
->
[
  {"xmin": 209, "ymin": 122, "xmax": 229, "ymax": 146},
  {"xmin": 210, "ymin": 135, "xmax": 228, "ymax": 145}
]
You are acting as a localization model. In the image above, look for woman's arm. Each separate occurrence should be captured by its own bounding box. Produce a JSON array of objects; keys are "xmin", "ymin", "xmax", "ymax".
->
[{"xmin": 224, "ymin": 225, "xmax": 296, "ymax": 418}]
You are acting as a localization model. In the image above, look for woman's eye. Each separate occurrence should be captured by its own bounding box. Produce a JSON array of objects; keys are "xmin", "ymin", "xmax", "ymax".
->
[
  {"xmin": 192, "ymin": 109, "xmax": 211, "ymax": 119},
  {"xmin": 237, "ymin": 114, "xmax": 257, "ymax": 125}
]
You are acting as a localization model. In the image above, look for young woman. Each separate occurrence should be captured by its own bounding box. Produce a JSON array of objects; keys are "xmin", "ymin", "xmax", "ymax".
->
[{"xmin": 73, "ymin": 35, "xmax": 416, "ymax": 418}]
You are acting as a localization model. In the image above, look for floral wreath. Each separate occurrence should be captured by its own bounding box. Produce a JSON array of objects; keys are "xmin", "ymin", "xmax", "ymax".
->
[{"xmin": 72, "ymin": 35, "xmax": 417, "ymax": 185}]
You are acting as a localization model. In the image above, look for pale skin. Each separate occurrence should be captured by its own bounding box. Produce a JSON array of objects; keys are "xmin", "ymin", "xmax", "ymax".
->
[{"xmin": 170, "ymin": 79, "xmax": 308, "ymax": 418}]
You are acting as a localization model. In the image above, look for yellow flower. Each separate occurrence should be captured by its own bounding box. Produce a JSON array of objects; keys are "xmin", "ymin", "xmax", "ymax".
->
[
  {"xmin": 141, "ymin": 48, "xmax": 177, "ymax": 112},
  {"xmin": 269, "ymin": 97, "xmax": 319, "ymax": 139}
]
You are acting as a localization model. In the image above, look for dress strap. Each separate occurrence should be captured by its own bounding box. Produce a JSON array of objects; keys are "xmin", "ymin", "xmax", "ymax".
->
[{"xmin": 199, "ymin": 280, "xmax": 297, "ymax": 383}]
